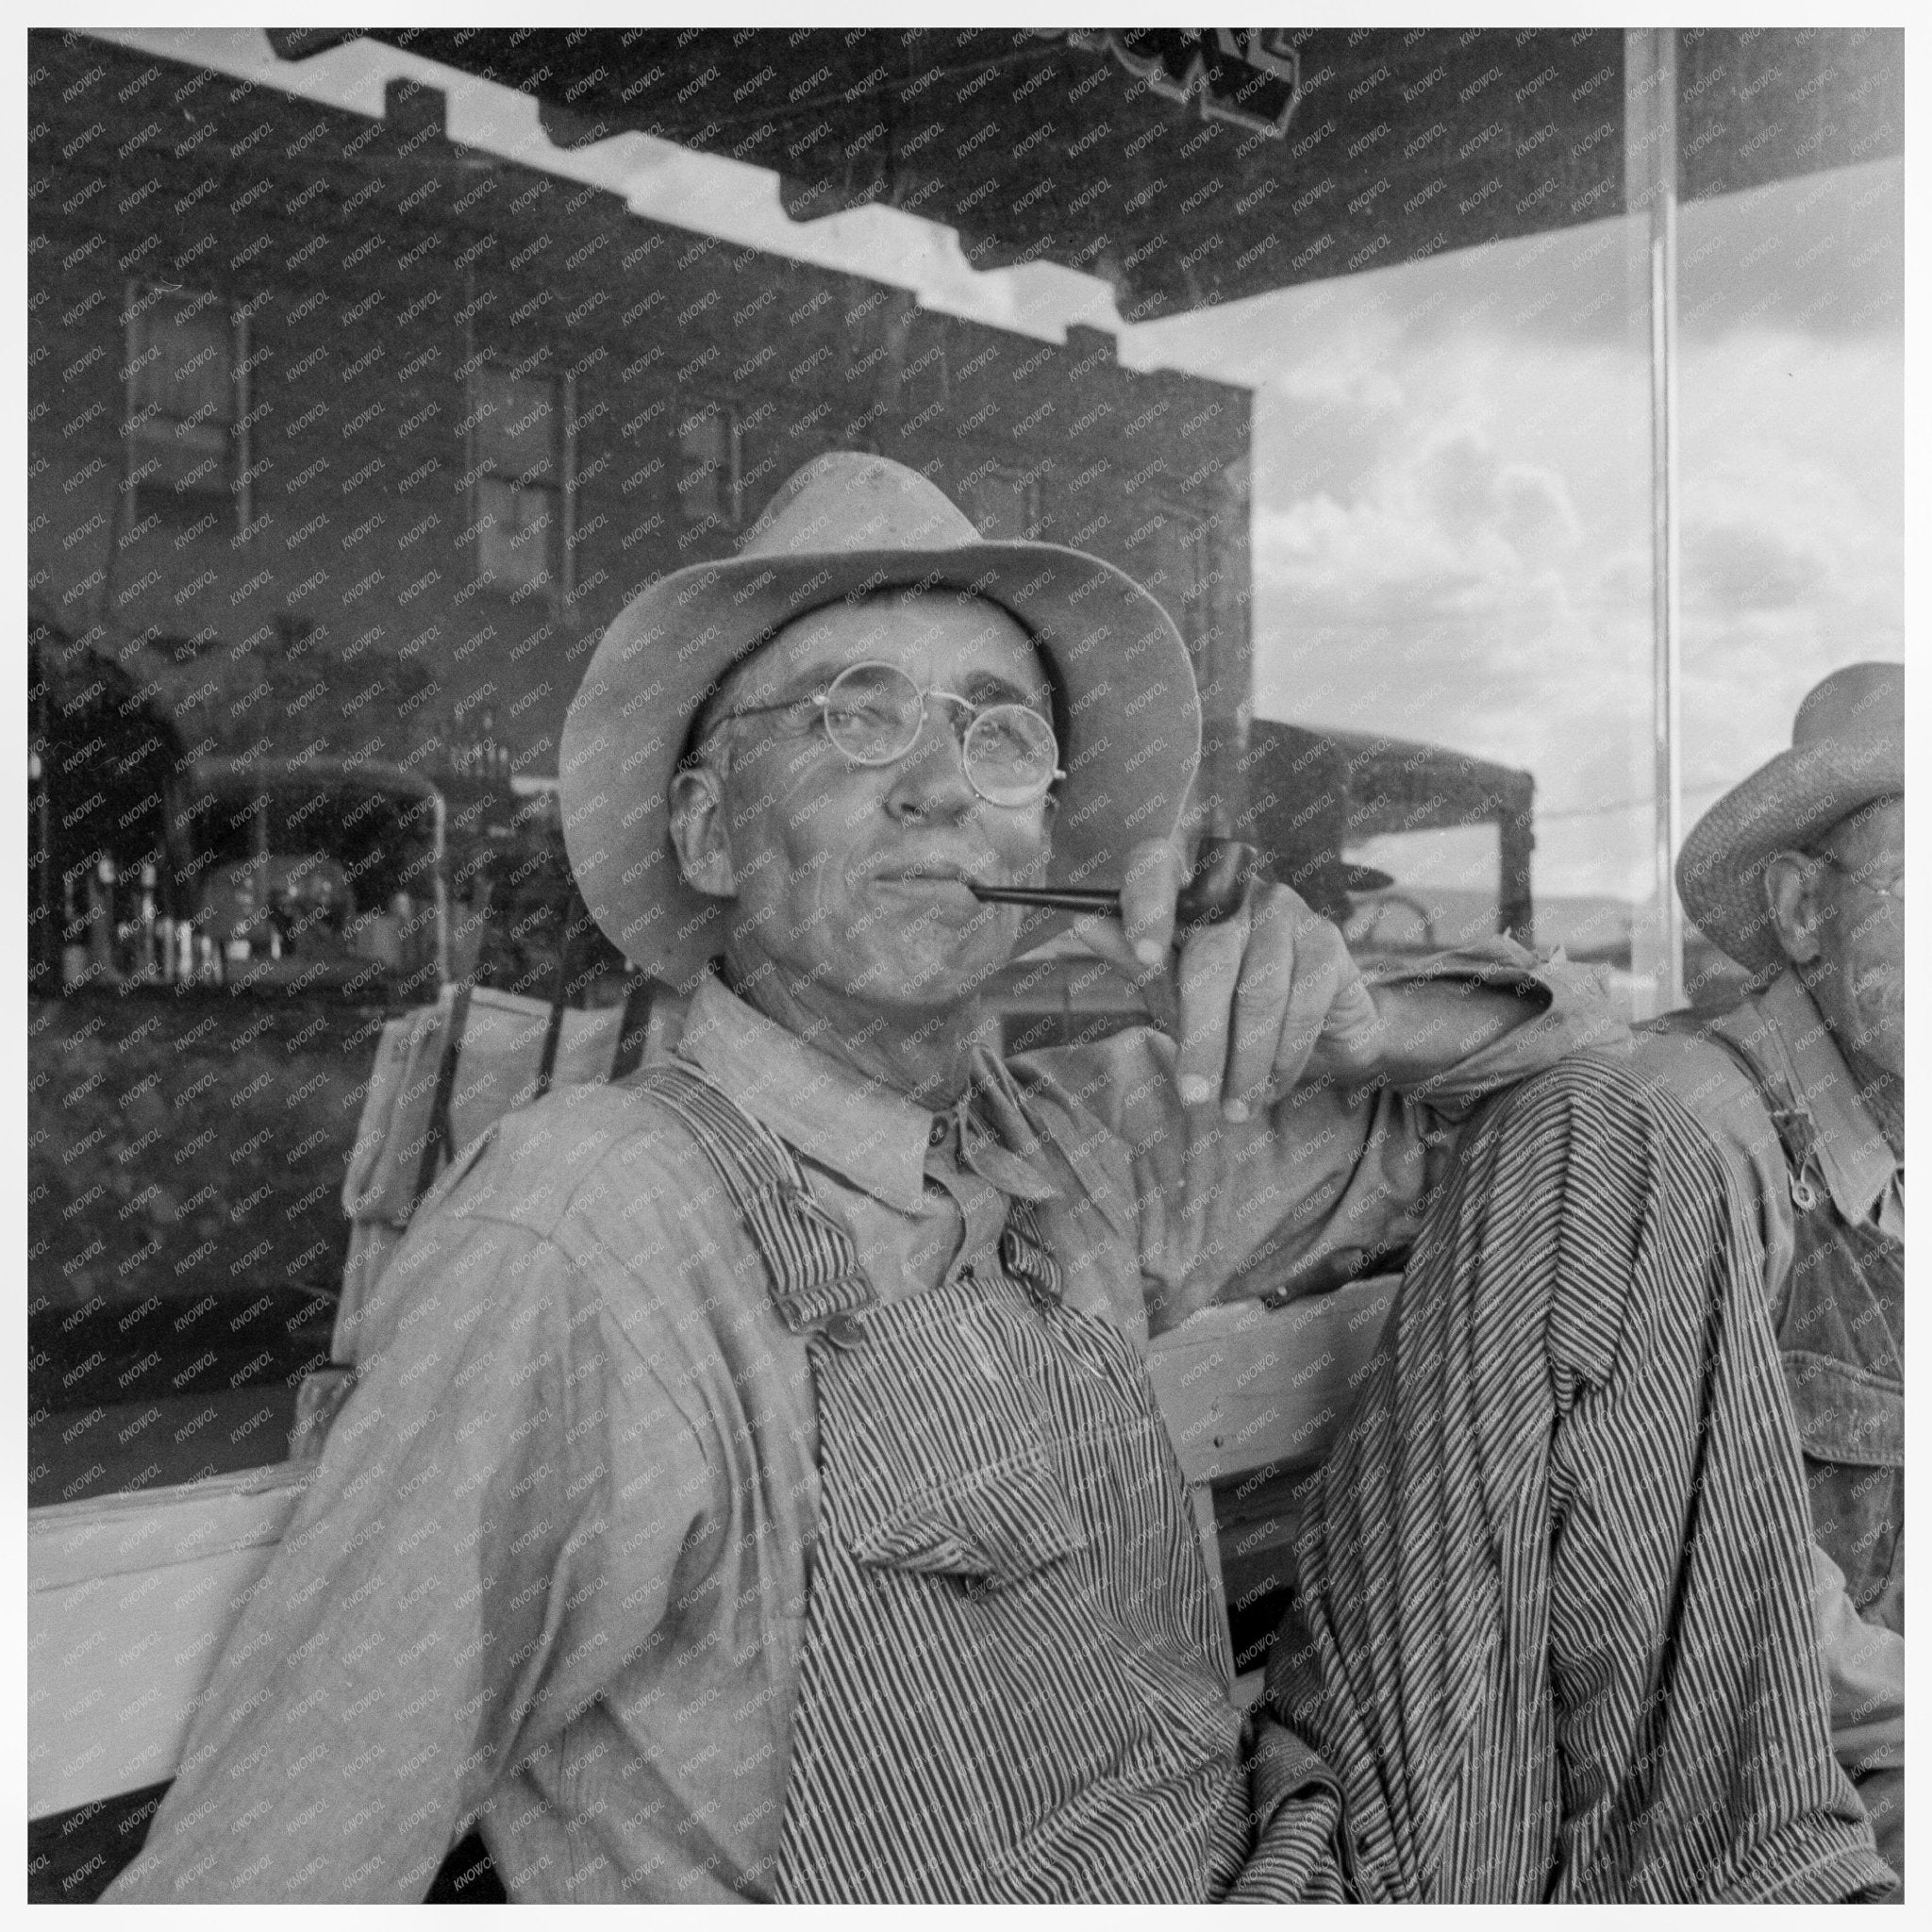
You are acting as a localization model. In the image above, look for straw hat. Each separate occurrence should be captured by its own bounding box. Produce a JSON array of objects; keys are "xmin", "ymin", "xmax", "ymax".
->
[
  {"xmin": 558, "ymin": 453, "xmax": 1201, "ymax": 987},
  {"xmin": 1676, "ymin": 660, "xmax": 1904, "ymax": 974}
]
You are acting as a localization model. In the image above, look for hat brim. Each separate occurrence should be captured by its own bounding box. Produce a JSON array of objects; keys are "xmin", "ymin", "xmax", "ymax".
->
[
  {"xmin": 559, "ymin": 540, "xmax": 1202, "ymax": 988},
  {"xmin": 1676, "ymin": 734, "xmax": 1904, "ymax": 974}
]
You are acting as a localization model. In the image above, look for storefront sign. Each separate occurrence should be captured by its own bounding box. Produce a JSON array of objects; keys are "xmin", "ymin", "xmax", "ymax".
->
[{"xmin": 1039, "ymin": 29, "xmax": 1302, "ymax": 137}]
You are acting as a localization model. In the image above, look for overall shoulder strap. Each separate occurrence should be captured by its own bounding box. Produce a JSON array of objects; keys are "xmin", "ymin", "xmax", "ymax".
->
[
  {"xmin": 997, "ymin": 1195, "xmax": 1064, "ymax": 1308},
  {"xmin": 633, "ymin": 1061, "xmax": 874, "ymax": 1335},
  {"xmin": 607, "ymin": 974, "xmax": 660, "ymax": 1080},
  {"xmin": 411, "ymin": 982, "xmax": 474, "ymax": 1210},
  {"xmin": 1705, "ymin": 1005, "xmax": 1825, "ymax": 1211}
]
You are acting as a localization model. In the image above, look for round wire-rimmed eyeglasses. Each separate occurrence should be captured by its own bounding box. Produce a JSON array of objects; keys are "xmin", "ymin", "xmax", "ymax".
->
[
  {"xmin": 704, "ymin": 659, "xmax": 1065, "ymax": 808},
  {"xmin": 1813, "ymin": 853, "xmax": 1905, "ymax": 907}
]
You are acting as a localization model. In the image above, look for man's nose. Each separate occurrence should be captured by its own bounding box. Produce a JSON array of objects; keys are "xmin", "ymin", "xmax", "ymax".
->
[{"xmin": 884, "ymin": 708, "xmax": 977, "ymax": 817}]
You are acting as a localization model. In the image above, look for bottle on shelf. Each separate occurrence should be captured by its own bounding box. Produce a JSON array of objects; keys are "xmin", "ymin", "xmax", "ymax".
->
[{"xmin": 134, "ymin": 860, "xmax": 159, "ymax": 979}]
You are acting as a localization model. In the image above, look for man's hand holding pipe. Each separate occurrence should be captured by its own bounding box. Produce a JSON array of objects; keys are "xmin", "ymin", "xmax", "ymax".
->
[{"xmin": 1075, "ymin": 835, "xmax": 1539, "ymax": 1119}]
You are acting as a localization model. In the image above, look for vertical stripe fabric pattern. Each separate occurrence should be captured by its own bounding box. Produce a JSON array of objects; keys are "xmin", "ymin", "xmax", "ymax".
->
[
  {"xmin": 636, "ymin": 1062, "xmax": 1268, "ymax": 1902},
  {"xmin": 1265, "ymin": 1053, "xmax": 1897, "ymax": 1904},
  {"xmin": 772, "ymin": 1265, "xmax": 1249, "ymax": 1902},
  {"xmin": 634, "ymin": 1052, "xmax": 1892, "ymax": 1904}
]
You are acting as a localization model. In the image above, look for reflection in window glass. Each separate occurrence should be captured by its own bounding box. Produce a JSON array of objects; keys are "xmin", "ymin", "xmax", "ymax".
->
[
  {"xmin": 27, "ymin": 990, "xmax": 350, "ymax": 1508},
  {"xmin": 1344, "ymin": 827, "xmax": 1502, "ymax": 956},
  {"xmin": 32, "ymin": 43, "xmax": 1903, "ymax": 1524},
  {"xmin": 1127, "ymin": 213, "xmax": 1653, "ymax": 1012},
  {"xmin": 125, "ymin": 285, "xmax": 238, "ymax": 519},
  {"xmin": 1121, "ymin": 163, "xmax": 1902, "ymax": 1018},
  {"xmin": 676, "ymin": 401, "xmax": 740, "ymax": 530},
  {"xmin": 473, "ymin": 363, "xmax": 563, "ymax": 590},
  {"xmin": 1674, "ymin": 157, "xmax": 1903, "ymax": 1009},
  {"xmin": 26, "ymin": 767, "xmax": 460, "ymax": 1507},
  {"xmin": 960, "ymin": 463, "xmax": 1037, "ymax": 540}
]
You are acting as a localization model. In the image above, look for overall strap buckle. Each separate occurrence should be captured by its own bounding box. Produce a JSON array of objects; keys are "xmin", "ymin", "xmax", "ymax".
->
[
  {"xmin": 633, "ymin": 1062, "xmax": 874, "ymax": 1336},
  {"xmin": 998, "ymin": 1197, "xmax": 1064, "ymax": 1309},
  {"xmin": 1702, "ymin": 1012, "xmax": 1828, "ymax": 1214}
]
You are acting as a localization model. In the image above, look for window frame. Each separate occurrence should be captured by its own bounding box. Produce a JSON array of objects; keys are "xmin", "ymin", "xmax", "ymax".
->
[
  {"xmin": 673, "ymin": 394, "xmax": 743, "ymax": 536},
  {"xmin": 465, "ymin": 355, "xmax": 575, "ymax": 603},
  {"xmin": 961, "ymin": 461, "xmax": 1041, "ymax": 541},
  {"xmin": 122, "ymin": 280, "xmax": 250, "ymax": 537}
]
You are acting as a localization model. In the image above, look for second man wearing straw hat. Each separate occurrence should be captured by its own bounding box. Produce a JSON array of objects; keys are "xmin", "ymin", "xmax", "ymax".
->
[{"xmin": 1631, "ymin": 660, "xmax": 1906, "ymax": 1878}]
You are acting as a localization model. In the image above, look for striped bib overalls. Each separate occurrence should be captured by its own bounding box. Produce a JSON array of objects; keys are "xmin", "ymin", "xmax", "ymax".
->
[{"xmin": 636, "ymin": 1063, "xmax": 1257, "ymax": 1902}]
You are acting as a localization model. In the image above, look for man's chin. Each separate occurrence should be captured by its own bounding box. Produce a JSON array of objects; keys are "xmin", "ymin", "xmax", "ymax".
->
[
  {"xmin": 856, "ymin": 945, "xmax": 1013, "ymax": 1013},
  {"xmin": 1840, "ymin": 1024, "xmax": 1905, "ymax": 1087}
]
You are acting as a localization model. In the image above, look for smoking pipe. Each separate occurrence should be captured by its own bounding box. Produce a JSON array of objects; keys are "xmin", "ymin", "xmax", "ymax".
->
[{"xmin": 966, "ymin": 837, "xmax": 1266, "ymax": 938}]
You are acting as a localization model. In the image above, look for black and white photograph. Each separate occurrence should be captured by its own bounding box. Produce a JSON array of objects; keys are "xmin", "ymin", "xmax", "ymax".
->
[{"xmin": 25, "ymin": 21, "xmax": 1907, "ymax": 1906}]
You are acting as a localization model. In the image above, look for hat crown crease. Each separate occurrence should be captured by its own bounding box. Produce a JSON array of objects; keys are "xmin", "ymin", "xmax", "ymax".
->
[
  {"xmin": 741, "ymin": 452, "xmax": 979, "ymax": 560},
  {"xmin": 1791, "ymin": 660, "xmax": 1904, "ymax": 751}
]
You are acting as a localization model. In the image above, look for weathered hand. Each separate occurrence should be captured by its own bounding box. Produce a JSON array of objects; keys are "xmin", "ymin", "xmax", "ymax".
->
[{"xmin": 1075, "ymin": 837, "xmax": 1385, "ymax": 1117}]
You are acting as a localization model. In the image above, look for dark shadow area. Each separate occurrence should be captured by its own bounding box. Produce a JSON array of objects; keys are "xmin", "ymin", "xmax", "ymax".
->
[{"xmin": 29, "ymin": 1787, "xmax": 506, "ymax": 1903}]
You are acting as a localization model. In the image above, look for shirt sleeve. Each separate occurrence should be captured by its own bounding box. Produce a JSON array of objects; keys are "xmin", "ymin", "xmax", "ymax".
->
[
  {"xmin": 1027, "ymin": 942, "xmax": 1624, "ymax": 1332},
  {"xmin": 1808, "ymin": 1541, "xmax": 1906, "ymax": 1881},
  {"xmin": 1623, "ymin": 1027, "xmax": 1798, "ymax": 1323},
  {"xmin": 1359, "ymin": 938, "xmax": 1630, "ymax": 1114},
  {"xmin": 103, "ymin": 1141, "xmax": 709, "ymax": 1903}
]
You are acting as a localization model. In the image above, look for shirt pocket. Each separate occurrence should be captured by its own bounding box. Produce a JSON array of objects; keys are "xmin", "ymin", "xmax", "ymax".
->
[
  {"xmin": 1783, "ymin": 1350, "xmax": 1904, "ymax": 1469},
  {"xmin": 1782, "ymin": 1348, "xmax": 1904, "ymax": 1619}
]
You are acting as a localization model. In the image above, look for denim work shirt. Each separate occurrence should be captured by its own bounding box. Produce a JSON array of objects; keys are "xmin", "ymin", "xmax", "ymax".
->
[{"xmin": 111, "ymin": 945, "xmax": 1620, "ymax": 1903}]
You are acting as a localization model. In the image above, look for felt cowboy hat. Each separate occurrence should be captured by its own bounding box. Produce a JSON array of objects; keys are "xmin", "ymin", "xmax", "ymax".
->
[
  {"xmin": 558, "ymin": 453, "xmax": 1201, "ymax": 988},
  {"xmin": 1675, "ymin": 659, "xmax": 1904, "ymax": 974}
]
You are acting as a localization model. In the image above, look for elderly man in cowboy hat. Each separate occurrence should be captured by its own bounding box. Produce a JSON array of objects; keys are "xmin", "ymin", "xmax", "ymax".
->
[
  {"xmin": 1625, "ymin": 660, "xmax": 1906, "ymax": 1880},
  {"xmin": 110, "ymin": 460, "xmax": 1894, "ymax": 1906}
]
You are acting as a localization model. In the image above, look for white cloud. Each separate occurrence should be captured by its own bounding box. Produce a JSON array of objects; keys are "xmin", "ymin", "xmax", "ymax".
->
[{"xmin": 1206, "ymin": 236, "xmax": 1902, "ymax": 900}]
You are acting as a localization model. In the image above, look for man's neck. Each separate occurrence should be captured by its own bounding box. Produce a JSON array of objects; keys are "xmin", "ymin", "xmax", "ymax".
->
[
  {"xmin": 1843, "ymin": 1047, "xmax": 1906, "ymax": 1163},
  {"xmin": 723, "ymin": 952, "xmax": 999, "ymax": 1108}
]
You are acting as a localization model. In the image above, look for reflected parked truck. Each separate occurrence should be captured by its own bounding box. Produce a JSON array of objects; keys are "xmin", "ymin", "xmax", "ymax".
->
[
  {"xmin": 990, "ymin": 719, "xmax": 1539, "ymax": 1052},
  {"xmin": 177, "ymin": 758, "xmax": 450, "ymax": 1001}
]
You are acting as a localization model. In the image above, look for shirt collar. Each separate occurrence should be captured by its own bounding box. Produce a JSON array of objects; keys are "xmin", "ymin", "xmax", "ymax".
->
[
  {"xmin": 677, "ymin": 974, "xmax": 1058, "ymax": 1215},
  {"xmin": 954, "ymin": 1043, "xmax": 1059, "ymax": 1205},
  {"xmin": 1757, "ymin": 969, "xmax": 1901, "ymax": 1229}
]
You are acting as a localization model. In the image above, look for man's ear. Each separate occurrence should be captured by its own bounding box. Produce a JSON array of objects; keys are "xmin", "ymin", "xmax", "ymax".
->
[
  {"xmin": 668, "ymin": 766, "xmax": 737, "ymax": 900},
  {"xmin": 1764, "ymin": 850, "xmax": 1823, "ymax": 965}
]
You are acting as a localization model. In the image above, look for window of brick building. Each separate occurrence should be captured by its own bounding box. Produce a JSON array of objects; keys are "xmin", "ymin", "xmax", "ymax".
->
[
  {"xmin": 471, "ymin": 361, "xmax": 570, "ymax": 594},
  {"xmin": 124, "ymin": 285, "xmax": 246, "ymax": 527},
  {"xmin": 1175, "ymin": 511, "xmax": 1211, "ymax": 649},
  {"xmin": 1124, "ymin": 505, "xmax": 1207, "ymax": 645},
  {"xmin": 960, "ymin": 464, "xmax": 1039, "ymax": 541},
  {"xmin": 675, "ymin": 400, "xmax": 741, "ymax": 532}
]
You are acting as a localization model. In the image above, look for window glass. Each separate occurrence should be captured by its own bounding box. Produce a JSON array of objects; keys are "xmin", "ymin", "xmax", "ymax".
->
[
  {"xmin": 675, "ymin": 401, "xmax": 739, "ymax": 528},
  {"xmin": 475, "ymin": 474, "xmax": 555, "ymax": 591},
  {"xmin": 1343, "ymin": 827, "xmax": 1502, "ymax": 957},
  {"xmin": 960, "ymin": 463, "xmax": 1037, "ymax": 540},
  {"xmin": 30, "ymin": 35, "xmax": 1902, "ymax": 1522},
  {"xmin": 1673, "ymin": 156, "xmax": 1904, "ymax": 1010},
  {"xmin": 1128, "ymin": 214, "xmax": 1653, "ymax": 1010},
  {"xmin": 28, "ymin": 748, "xmax": 458, "ymax": 1508},
  {"xmin": 473, "ymin": 364, "xmax": 557, "ymax": 482},
  {"xmin": 473, "ymin": 363, "xmax": 562, "ymax": 589},
  {"xmin": 126, "ymin": 287, "xmax": 235, "ymax": 510}
]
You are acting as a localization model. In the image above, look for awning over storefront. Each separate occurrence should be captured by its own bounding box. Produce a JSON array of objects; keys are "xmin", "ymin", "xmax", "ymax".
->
[{"xmin": 269, "ymin": 27, "xmax": 1902, "ymax": 321}]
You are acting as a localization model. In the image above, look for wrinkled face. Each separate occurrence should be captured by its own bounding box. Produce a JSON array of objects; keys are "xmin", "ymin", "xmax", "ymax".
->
[
  {"xmin": 672, "ymin": 592, "xmax": 1056, "ymax": 1011},
  {"xmin": 1782, "ymin": 796, "xmax": 1906, "ymax": 1080}
]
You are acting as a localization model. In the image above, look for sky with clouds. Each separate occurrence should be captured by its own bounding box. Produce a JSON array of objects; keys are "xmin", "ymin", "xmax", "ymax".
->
[
  {"xmin": 1130, "ymin": 158, "xmax": 1904, "ymax": 898},
  {"xmin": 99, "ymin": 30, "xmax": 1906, "ymax": 903}
]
